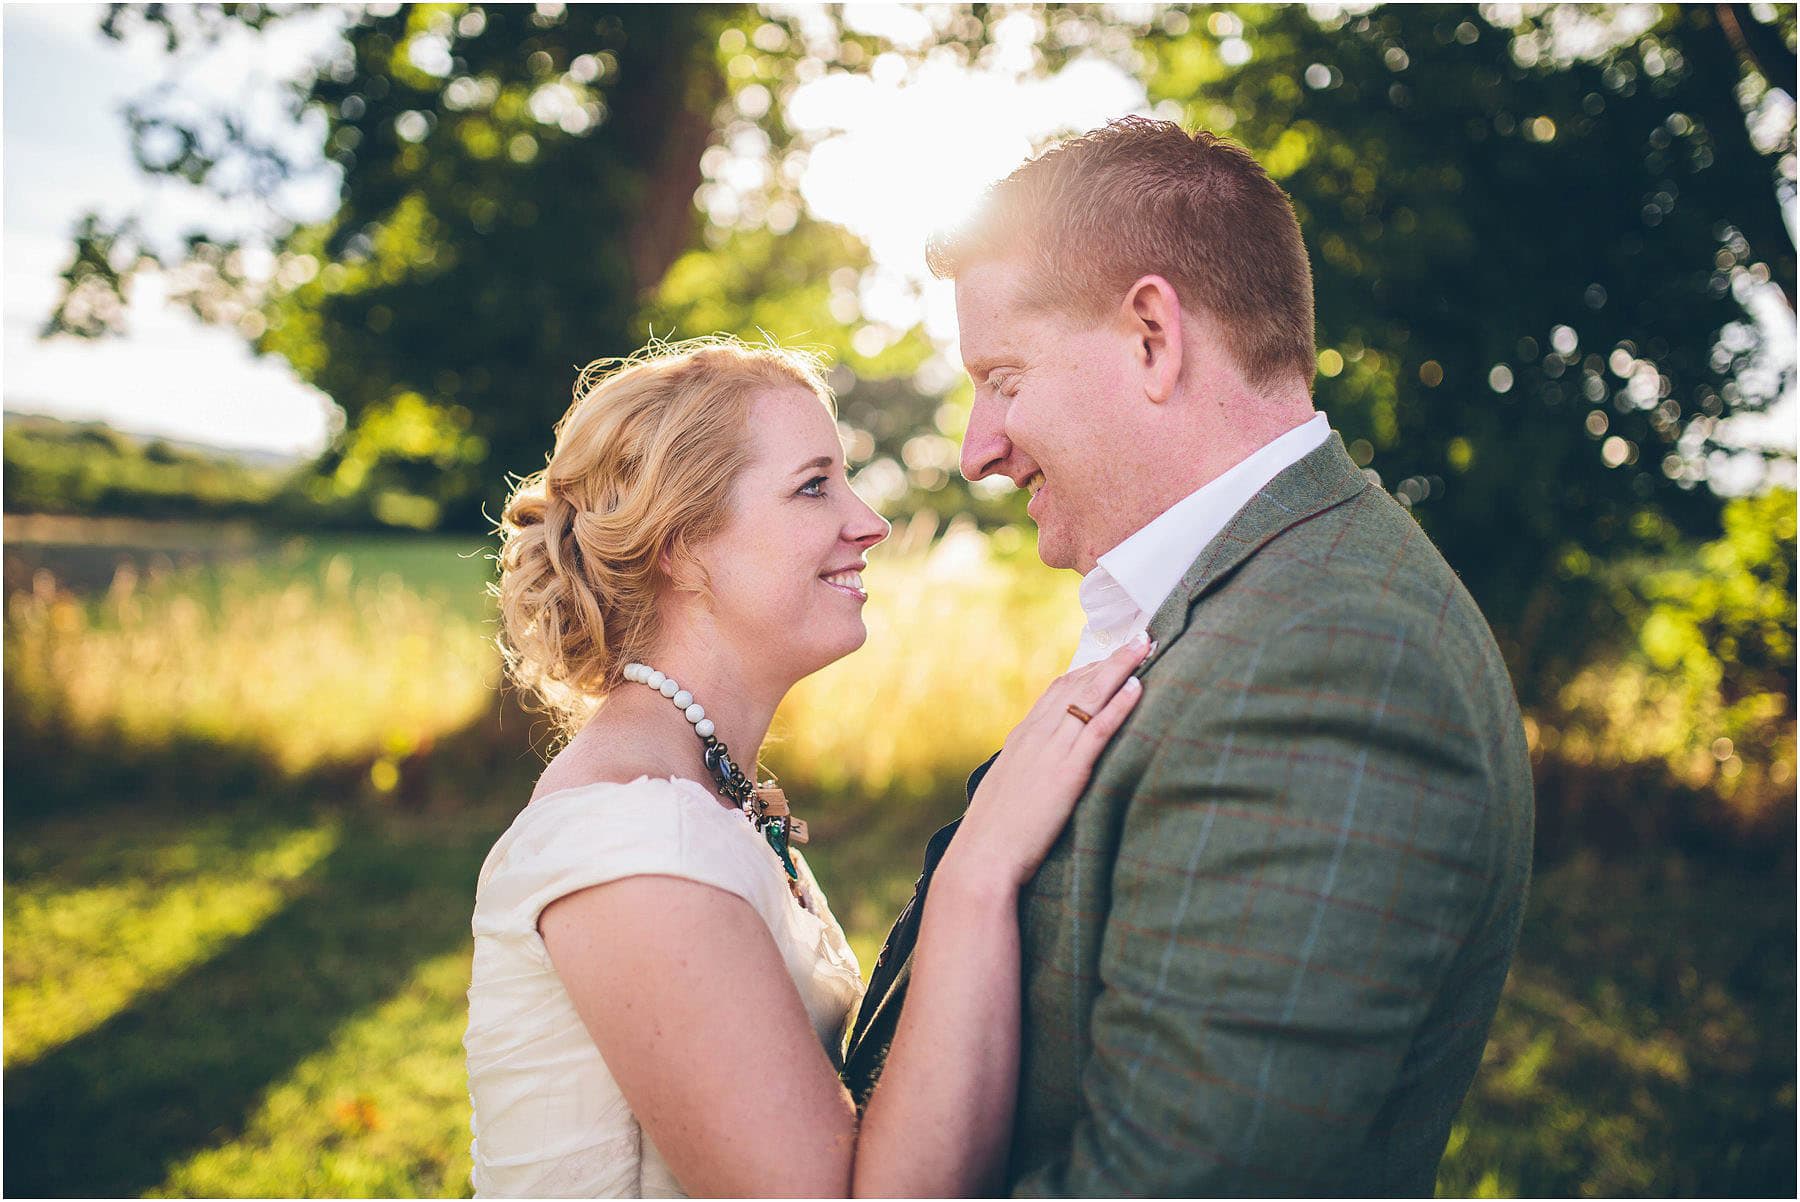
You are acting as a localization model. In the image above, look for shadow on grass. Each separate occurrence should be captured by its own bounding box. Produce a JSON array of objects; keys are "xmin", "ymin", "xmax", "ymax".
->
[
  {"xmin": 6, "ymin": 659, "xmax": 1794, "ymax": 1197},
  {"xmin": 3, "ymin": 803, "xmax": 506, "ymax": 1198},
  {"xmin": 3, "ymin": 679, "xmax": 550, "ymax": 831},
  {"xmin": 1438, "ymin": 847, "xmax": 1797, "ymax": 1197},
  {"xmin": 2, "ymin": 682, "xmax": 544, "ymax": 1197}
]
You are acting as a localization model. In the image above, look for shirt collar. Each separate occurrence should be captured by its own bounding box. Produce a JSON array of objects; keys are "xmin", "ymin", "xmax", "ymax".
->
[{"xmin": 1092, "ymin": 413, "xmax": 1333, "ymax": 621}]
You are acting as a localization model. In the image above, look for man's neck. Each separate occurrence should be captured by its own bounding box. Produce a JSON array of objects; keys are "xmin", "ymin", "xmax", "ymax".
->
[
  {"xmin": 1083, "ymin": 404, "xmax": 1321, "ymax": 573},
  {"xmin": 1079, "ymin": 412, "xmax": 1332, "ymax": 637}
]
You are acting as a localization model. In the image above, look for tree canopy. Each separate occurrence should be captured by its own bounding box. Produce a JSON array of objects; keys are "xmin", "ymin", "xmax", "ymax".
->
[{"xmin": 50, "ymin": 2, "xmax": 1797, "ymax": 690}]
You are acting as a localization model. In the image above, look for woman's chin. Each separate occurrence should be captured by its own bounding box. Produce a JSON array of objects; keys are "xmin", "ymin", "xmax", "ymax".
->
[
  {"xmin": 841, "ymin": 621, "xmax": 870, "ymax": 657},
  {"xmin": 796, "ymin": 623, "xmax": 869, "ymax": 677}
]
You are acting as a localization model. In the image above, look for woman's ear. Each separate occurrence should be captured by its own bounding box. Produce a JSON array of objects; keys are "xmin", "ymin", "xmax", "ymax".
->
[
  {"xmin": 660, "ymin": 538, "xmax": 712, "ymax": 601},
  {"xmin": 1122, "ymin": 275, "xmax": 1184, "ymax": 405},
  {"xmin": 658, "ymin": 540, "xmax": 687, "ymax": 589}
]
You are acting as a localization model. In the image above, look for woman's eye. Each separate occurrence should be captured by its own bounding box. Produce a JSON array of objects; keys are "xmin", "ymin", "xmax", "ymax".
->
[{"xmin": 798, "ymin": 476, "xmax": 828, "ymax": 498}]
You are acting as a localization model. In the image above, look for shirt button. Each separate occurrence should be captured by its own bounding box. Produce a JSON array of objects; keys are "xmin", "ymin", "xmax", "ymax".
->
[{"xmin": 1097, "ymin": 631, "xmax": 1113, "ymax": 646}]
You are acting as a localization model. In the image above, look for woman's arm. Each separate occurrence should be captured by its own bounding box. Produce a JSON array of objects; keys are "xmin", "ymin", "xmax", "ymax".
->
[
  {"xmin": 541, "ymin": 866, "xmax": 1023, "ymax": 1197},
  {"xmin": 540, "ymin": 638, "xmax": 1149, "ymax": 1196},
  {"xmin": 849, "ymin": 862, "xmax": 1023, "ymax": 1196},
  {"xmin": 540, "ymin": 877, "xmax": 861, "ymax": 1195}
]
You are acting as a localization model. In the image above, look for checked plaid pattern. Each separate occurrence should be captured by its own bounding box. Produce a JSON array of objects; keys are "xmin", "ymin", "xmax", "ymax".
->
[{"xmin": 841, "ymin": 432, "xmax": 1535, "ymax": 1197}]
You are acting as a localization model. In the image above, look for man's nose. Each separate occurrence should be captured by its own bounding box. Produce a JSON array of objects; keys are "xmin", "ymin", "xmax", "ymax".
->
[{"xmin": 960, "ymin": 393, "xmax": 1012, "ymax": 482}]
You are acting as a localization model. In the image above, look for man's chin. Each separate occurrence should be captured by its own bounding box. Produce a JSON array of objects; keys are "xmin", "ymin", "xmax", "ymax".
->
[{"xmin": 1033, "ymin": 525, "xmax": 1078, "ymax": 572}]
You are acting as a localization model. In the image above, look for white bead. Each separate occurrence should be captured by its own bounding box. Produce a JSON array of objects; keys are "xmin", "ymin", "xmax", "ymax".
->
[
  {"xmin": 672, "ymin": 690, "xmax": 693, "ymax": 709},
  {"xmin": 685, "ymin": 703, "xmax": 705, "ymax": 723},
  {"xmin": 694, "ymin": 718, "xmax": 715, "ymax": 738},
  {"xmin": 646, "ymin": 671, "xmax": 665, "ymax": 689},
  {"xmin": 624, "ymin": 663, "xmax": 643, "ymax": 682},
  {"xmin": 659, "ymin": 679, "xmax": 679, "ymax": 698}
]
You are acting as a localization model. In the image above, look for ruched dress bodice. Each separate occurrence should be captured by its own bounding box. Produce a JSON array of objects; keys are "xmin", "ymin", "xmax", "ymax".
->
[{"xmin": 464, "ymin": 777, "xmax": 863, "ymax": 1197}]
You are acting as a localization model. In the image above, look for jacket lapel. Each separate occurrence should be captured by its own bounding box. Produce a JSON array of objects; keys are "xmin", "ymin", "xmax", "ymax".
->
[{"xmin": 1141, "ymin": 431, "xmax": 1368, "ymax": 673}]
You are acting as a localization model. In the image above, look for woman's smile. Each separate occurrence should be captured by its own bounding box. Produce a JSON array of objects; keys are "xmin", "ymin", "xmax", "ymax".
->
[{"xmin": 820, "ymin": 563, "xmax": 868, "ymax": 602}]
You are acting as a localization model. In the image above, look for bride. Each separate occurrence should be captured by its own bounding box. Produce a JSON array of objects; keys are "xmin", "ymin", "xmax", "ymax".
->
[{"xmin": 464, "ymin": 337, "xmax": 1146, "ymax": 1197}]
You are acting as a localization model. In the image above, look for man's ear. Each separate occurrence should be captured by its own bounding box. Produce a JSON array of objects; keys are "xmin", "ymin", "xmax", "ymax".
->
[{"xmin": 1123, "ymin": 275, "xmax": 1184, "ymax": 405}]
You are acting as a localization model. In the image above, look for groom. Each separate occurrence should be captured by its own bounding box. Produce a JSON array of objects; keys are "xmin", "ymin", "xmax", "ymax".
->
[{"xmin": 842, "ymin": 117, "xmax": 1534, "ymax": 1196}]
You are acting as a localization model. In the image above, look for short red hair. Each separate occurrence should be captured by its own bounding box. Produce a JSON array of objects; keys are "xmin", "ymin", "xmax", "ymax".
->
[{"xmin": 927, "ymin": 116, "xmax": 1316, "ymax": 390}]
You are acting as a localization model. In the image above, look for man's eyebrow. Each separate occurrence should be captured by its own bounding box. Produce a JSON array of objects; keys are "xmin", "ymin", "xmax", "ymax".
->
[{"xmin": 791, "ymin": 455, "xmax": 835, "ymax": 476}]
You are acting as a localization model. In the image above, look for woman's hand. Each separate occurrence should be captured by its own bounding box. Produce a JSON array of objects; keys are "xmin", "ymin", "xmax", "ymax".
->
[{"xmin": 944, "ymin": 634, "xmax": 1151, "ymax": 891}]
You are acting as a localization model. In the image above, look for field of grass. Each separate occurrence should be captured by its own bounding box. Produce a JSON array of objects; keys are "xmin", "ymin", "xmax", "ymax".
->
[
  {"xmin": 8, "ymin": 796, "xmax": 1788, "ymax": 1198},
  {"xmin": 4, "ymin": 520, "xmax": 1793, "ymax": 1197}
]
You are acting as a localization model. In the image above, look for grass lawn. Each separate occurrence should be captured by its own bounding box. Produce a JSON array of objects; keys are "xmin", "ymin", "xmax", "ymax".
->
[
  {"xmin": 1437, "ymin": 851, "xmax": 1795, "ymax": 1196},
  {"xmin": 4, "ymin": 520, "xmax": 1793, "ymax": 1196},
  {"xmin": 4, "ymin": 796, "xmax": 510, "ymax": 1198},
  {"xmin": 4, "ymin": 787, "xmax": 1792, "ymax": 1198}
]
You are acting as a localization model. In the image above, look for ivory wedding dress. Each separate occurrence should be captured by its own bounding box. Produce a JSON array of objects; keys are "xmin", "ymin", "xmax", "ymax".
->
[{"xmin": 464, "ymin": 777, "xmax": 864, "ymax": 1197}]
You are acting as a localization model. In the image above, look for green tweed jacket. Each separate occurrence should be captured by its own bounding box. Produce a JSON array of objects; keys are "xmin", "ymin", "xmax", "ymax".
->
[{"xmin": 841, "ymin": 431, "xmax": 1535, "ymax": 1196}]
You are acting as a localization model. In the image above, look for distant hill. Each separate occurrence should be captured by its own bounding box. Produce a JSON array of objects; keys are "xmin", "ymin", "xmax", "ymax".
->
[
  {"xmin": 3, "ymin": 409, "xmax": 446, "ymax": 533},
  {"xmin": 3, "ymin": 410, "xmax": 310, "ymax": 469},
  {"xmin": 3, "ymin": 409, "xmax": 306, "ymax": 521}
]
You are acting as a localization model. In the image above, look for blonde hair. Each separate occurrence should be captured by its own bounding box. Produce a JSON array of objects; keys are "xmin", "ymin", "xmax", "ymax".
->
[
  {"xmin": 494, "ymin": 336, "xmax": 833, "ymax": 736},
  {"xmin": 927, "ymin": 117, "xmax": 1316, "ymax": 390}
]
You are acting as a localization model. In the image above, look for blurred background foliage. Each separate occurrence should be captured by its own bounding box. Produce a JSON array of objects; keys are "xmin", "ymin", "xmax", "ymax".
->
[
  {"xmin": 6, "ymin": 2, "xmax": 1795, "ymax": 1197},
  {"xmin": 38, "ymin": 2, "xmax": 1799, "ymax": 697}
]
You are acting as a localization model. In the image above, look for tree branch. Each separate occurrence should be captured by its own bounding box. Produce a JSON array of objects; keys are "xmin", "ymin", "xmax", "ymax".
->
[
  {"xmin": 1715, "ymin": 4, "xmax": 1798, "ymax": 93},
  {"xmin": 1692, "ymin": 6, "xmax": 1798, "ymax": 310}
]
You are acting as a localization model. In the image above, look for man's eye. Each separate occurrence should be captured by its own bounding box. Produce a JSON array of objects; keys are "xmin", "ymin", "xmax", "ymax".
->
[{"xmin": 798, "ymin": 476, "xmax": 828, "ymax": 497}]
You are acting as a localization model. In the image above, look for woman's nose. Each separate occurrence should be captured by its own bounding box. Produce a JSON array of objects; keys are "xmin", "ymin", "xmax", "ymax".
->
[{"xmin": 846, "ymin": 495, "xmax": 890, "ymax": 549}]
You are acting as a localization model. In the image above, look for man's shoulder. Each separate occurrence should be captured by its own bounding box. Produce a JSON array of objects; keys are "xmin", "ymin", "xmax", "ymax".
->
[
  {"xmin": 1147, "ymin": 488, "xmax": 1519, "ymax": 742},
  {"xmin": 1197, "ymin": 485, "xmax": 1492, "ymax": 645}
]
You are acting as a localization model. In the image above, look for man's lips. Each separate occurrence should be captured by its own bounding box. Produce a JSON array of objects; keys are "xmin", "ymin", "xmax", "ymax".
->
[{"xmin": 1024, "ymin": 473, "xmax": 1046, "ymax": 522}]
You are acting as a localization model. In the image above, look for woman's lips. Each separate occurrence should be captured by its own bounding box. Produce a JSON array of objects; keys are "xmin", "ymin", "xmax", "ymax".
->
[{"xmin": 820, "ymin": 568, "xmax": 867, "ymax": 601}]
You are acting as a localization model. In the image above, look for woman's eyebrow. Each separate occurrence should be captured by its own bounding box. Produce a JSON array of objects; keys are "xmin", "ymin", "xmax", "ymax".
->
[{"xmin": 791, "ymin": 455, "xmax": 835, "ymax": 476}]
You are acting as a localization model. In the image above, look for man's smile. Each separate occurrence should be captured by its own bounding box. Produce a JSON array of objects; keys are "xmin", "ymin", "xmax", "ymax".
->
[{"xmin": 1024, "ymin": 471, "xmax": 1047, "ymax": 520}]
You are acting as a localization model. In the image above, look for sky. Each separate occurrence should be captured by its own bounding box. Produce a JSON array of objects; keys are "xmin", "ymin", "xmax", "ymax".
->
[
  {"xmin": 2, "ymin": 3, "xmax": 1144, "ymax": 456},
  {"xmin": 2, "ymin": 2, "xmax": 1794, "ymax": 480},
  {"xmin": 2, "ymin": 4, "xmax": 352, "ymax": 455}
]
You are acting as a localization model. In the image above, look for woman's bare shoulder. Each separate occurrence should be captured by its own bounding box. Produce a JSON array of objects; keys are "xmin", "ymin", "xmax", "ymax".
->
[{"xmin": 527, "ymin": 714, "xmax": 684, "ymax": 805}]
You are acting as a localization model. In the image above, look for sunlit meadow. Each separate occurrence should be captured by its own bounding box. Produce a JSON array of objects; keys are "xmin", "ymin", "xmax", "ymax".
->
[{"xmin": 3, "ymin": 525, "xmax": 1790, "ymax": 1196}]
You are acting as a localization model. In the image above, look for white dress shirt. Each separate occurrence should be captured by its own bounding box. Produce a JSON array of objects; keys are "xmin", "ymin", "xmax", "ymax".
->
[{"xmin": 1069, "ymin": 413, "xmax": 1333, "ymax": 670}]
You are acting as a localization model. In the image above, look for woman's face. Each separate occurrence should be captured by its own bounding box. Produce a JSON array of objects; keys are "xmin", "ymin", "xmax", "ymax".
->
[{"xmin": 684, "ymin": 385, "xmax": 889, "ymax": 686}]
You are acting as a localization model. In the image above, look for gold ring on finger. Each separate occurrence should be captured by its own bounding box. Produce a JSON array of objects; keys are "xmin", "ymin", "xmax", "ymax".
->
[{"xmin": 1066, "ymin": 703, "xmax": 1093, "ymax": 724}]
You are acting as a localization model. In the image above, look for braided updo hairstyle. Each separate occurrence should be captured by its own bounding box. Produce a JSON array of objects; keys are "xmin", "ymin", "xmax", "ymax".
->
[{"xmin": 495, "ymin": 336, "xmax": 833, "ymax": 736}]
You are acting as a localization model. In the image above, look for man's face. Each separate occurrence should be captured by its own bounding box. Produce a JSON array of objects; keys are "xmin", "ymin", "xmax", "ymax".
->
[{"xmin": 954, "ymin": 257, "xmax": 1142, "ymax": 574}]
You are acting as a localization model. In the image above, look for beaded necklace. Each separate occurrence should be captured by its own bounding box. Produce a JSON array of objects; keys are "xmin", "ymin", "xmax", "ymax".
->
[{"xmin": 621, "ymin": 662, "xmax": 808, "ymax": 901}]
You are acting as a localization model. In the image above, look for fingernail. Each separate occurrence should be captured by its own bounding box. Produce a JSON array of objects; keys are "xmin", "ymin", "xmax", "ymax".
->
[
  {"xmin": 1145, "ymin": 639, "xmax": 1158, "ymax": 657},
  {"xmin": 1129, "ymin": 631, "xmax": 1150, "ymax": 647}
]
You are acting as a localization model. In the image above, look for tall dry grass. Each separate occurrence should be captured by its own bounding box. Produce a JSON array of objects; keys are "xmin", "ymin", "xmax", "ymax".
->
[
  {"xmin": 3, "ymin": 521, "xmax": 1081, "ymax": 813},
  {"xmin": 3, "ymin": 523, "xmax": 1792, "ymax": 1197},
  {"xmin": 768, "ymin": 516, "xmax": 1082, "ymax": 801},
  {"xmin": 4, "ymin": 551, "xmax": 501, "ymax": 788}
]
